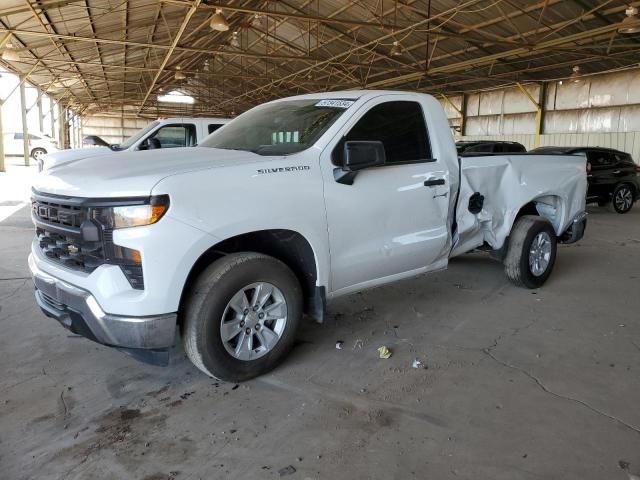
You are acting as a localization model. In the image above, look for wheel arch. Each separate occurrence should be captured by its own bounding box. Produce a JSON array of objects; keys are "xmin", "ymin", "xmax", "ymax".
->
[
  {"xmin": 178, "ymin": 229, "xmax": 324, "ymax": 324},
  {"xmin": 514, "ymin": 194, "xmax": 566, "ymax": 235},
  {"xmin": 615, "ymin": 181, "xmax": 637, "ymax": 195}
]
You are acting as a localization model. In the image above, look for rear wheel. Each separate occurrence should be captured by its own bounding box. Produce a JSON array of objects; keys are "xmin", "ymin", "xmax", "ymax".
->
[
  {"xmin": 609, "ymin": 184, "xmax": 634, "ymax": 214},
  {"xmin": 504, "ymin": 216, "xmax": 557, "ymax": 289},
  {"xmin": 31, "ymin": 148, "xmax": 47, "ymax": 161},
  {"xmin": 182, "ymin": 252, "xmax": 302, "ymax": 382}
]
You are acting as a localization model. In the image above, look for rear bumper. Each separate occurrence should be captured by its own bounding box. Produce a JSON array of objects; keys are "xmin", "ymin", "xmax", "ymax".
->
[
  {"xmin": 29, "ymin": 254, "xmax": 176, "ymax": 365},
  {"xmin": 559, "ymin": 211, "xmax": 587, "ymax": 244}
]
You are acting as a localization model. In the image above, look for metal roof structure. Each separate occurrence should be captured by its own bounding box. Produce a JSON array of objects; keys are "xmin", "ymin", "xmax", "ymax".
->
[{"xmin": 1, "ymin": 0, "xmax": 639, "ymax": 117}]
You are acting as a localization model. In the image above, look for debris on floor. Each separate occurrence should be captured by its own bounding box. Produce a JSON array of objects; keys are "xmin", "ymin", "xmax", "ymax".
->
[
  {"xmin": 412, "ymin": 358, "xmax": 427, "ymax": 369},
  {"xmin": 335, "ymin": 340, "xmax": 344, "ymax": 350},
  {"xmin": 377, "ymin": 346, "xmax": 392, "ymax": 359},
  {"xmin": 353, "ymin": 338, "xmax": 364, "ymax": 350},
  {"xmin": 278, "ymin": 465, "xmax": 297, "ymax": 477}
]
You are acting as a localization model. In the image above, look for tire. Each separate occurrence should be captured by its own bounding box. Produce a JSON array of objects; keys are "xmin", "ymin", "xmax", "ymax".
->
[
  {"xmin": 504, "ymin": 215, "xmax": 557, "ymax": 289},
  {"xmin": 182, "ymin": 252, "xmax": 302, "ymax": 382},
  {"xmin": 31, "ymin": 148, "xmax": 47, "ymax": 161},
  {"xmin": 608, "ymin": 184, "xmax": 635, "ymax": 214}
]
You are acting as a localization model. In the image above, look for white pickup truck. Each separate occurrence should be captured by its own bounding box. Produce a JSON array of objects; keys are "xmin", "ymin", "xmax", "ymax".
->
[
  {"xmin": 29, "ymin": 91, "xmax": 587, "ymax": 381},
  {"xmin": 39, "ymin": 116, "xmax": 229, "ymax": 172}
]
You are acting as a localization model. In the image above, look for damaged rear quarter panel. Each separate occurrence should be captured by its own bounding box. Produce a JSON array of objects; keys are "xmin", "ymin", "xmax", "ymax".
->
[{"xmin": 451, "ymin": 154, "xmax": 587, "ymax": 256}]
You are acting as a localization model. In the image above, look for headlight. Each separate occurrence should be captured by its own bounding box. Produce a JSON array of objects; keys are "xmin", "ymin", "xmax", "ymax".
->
[{"xmin": 94, "ymin": 195, "xmax": 169, "ymax": 229}]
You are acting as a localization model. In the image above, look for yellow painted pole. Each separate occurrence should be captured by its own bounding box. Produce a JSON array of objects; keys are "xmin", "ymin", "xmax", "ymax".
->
[
  {"xmin": 440, "ymin": 93, "xmax": 465, "ymax": 137},
  {"xmin": 515, "ymin": 82, "xmax": 544, "ymax": 148}
]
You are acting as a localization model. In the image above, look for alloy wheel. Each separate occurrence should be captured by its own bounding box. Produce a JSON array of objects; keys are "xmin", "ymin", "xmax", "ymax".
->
[
  {"xmin": 220, "ymin": 282, "xmax": 287, "ymax": 361},
  {"xmin": 529, "ymin": 231, "xmax": 552, "ymax": 277}
]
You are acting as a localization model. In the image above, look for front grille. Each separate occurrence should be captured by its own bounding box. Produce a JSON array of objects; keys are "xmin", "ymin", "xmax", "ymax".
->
[
  {"xmin": 32, "ymin": 199, "xmax": 86, "ymax": 228},
  {"xmin": 32, "ymin": 191, "xmax": 145, "ymax": 289},
  {"xmin": 36, "ymin": 228, "xmax": 105, "ymax": 273}
]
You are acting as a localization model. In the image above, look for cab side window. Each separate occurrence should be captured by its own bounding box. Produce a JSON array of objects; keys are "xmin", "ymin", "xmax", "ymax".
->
[
  {"xmin": 208, "ymin": 124, "xmax": 224, "ymax": 134},
  {"xmin": 150, "ymin": 124, "xmax": 197, "ymax": 148},
  {"xmin": 333, "ymin": 101, "xmax": 431, "ymax": 166},
  {"xmin": 587, "ymin": 151, "xmax": 614, "ymax": 168}
]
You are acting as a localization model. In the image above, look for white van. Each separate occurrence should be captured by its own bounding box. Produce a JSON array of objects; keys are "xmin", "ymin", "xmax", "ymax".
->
[
  {"xmin": 2, "ymin": 131, "xmax": 59, "ymax": 161},
  {"xmin": 40, "ymin": 117, "xmax": 230, "ymax": 171}
]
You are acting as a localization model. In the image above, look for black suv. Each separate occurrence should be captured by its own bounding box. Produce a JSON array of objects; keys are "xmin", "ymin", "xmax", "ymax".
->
[
  {"xmin": 456, "ymin": 140, "xmax": 527, "ymax": 156},
  {"xmin": 530, "ymin": 146, "xmax": 640, "ymax": 214}
]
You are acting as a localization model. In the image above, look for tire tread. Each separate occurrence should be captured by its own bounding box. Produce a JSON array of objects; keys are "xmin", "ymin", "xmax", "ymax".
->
[
  {"xmin": 504, "ymin": 215, "xmax": 556, "ymax": 289},
  {"xmin": 182, "ymin": 252, "xmax": 300, "ymax": 381}
]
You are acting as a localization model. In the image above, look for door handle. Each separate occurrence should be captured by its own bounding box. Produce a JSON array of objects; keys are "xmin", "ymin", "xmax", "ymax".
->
[
  {"xmin": 424, "ymin": 178, "xmax": 445, "ymax": 187},
  {"xmin": 613, "ymin": 170, "xmax": 621, "ymax": 174}
]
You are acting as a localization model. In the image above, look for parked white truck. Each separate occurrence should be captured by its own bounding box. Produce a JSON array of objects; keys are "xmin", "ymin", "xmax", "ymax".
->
[
  {"xmin": 29, "ymin": 91, "xmax": 587, "ymax": 381},
  {"xmin": 38, "ymin": 116, "xmax": 229, "ymax": 172}
]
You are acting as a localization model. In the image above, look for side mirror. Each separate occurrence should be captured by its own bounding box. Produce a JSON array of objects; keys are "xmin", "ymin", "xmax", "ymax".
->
[
  {"xmin": 343, "ymin": 141, "xmax": 386, "ymax": 171},
  {"xmin": 334, "ymin": 141, "xmax": 386, "ymax": 185}
]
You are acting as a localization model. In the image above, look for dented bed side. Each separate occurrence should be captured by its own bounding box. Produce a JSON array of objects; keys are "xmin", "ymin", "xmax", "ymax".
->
[{"xmin": 450, "ymin": 154, "xmax": 588, "ymax": 257}]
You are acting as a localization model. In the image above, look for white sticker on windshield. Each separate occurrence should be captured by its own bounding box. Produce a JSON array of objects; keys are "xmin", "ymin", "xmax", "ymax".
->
[{"xmin": 315, "ymin": 99, "xmax": 354, "ymax": 109}]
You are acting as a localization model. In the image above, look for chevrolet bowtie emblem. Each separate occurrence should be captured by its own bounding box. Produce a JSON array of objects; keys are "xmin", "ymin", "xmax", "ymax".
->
[{"xmin": 68, "ymin": 245, "xmax": 79, "ymax": 254}]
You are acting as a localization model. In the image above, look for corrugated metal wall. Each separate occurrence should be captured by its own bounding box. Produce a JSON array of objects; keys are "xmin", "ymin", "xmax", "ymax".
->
[
  {"xmin": 80, "ymin": 114, "xmax": 153, "ymax": 146},
  {"xmin": 440, "ymin": 68, "xmax": 640, "ymax": 163}
]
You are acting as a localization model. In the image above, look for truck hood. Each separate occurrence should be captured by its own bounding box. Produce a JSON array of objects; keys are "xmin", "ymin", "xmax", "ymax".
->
[
  {"xmin": 33, "ymin": 147, "xmax": 263, "ymax": 197},
  {"xmin": 42, "ymin": 146, "xmax": 114, "ymax": 170}
]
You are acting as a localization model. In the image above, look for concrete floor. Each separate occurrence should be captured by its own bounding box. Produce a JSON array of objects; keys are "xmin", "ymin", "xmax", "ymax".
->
[{"xmin": 1, "ymin": 164, "xmax": 639, "ymax": 479}]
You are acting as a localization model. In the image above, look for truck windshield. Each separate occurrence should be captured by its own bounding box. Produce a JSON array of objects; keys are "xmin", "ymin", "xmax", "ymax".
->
[
  {"xmin": 112, "ymin": 121, "xmax": 160, "ymax": 151},
  {"xmin": 199, "ymin": 99, "xmax": 351, "ymax": 155}
]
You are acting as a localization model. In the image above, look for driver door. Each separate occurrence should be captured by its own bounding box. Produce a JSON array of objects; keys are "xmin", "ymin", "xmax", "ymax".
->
[{"xmin": 320, "ymin": 97, "xmax": 450, "ymax": 294}]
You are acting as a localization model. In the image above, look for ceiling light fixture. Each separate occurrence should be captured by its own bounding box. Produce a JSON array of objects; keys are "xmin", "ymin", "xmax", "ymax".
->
[
  {"xmin": 390, "ymin": 41, "xmax": 403, "ymax": 57},
  {"xmin": 210, "ymin": 9, "xmax": 229, "ymax": 31},
  {"xmin": 158, "ymin": 90, "xmax": 195, "ymax": 104},
  {"xmin": 1, "ymin": 42, "xmax": 20, "ymax": 62},
  {"xmin": 569, "ymin": 65, "xmax": 582, "ymax": 83},
  {"xmin": 618, "ymin": 6, "xmax": 640, "ymax": 34},
  {"xmin": 229, "ymin": 31, "xmax": 240, "ymax": 48},
  {"xmin": 251, "ymin": 13, "xmax": 265, "ymax": 27},
  {"xmin": 174, "ymin": 66, "xmax": 186, "ymax": 80}
]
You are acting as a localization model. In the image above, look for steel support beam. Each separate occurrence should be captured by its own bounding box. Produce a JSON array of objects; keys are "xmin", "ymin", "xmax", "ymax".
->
[
  {"xmin": 58, "ymin": 104, "xmax": 66, "ymax": 149},
  {"xmin": 516, "ymin": 81, "xmax": 545, "ymax": 147},
  {"xmin": 37, "ymin": 95, "xmax": 44, "ymax": 132},
  {"xmin": 137, "ymin": 0, "xmax": 201, "ymax": 113},
  {"xmin": 19, "ymin": 81, "xmax": 30, "ymax": 166},
  {"xmin": 50, "ymin": 99, "xmax": 55, "ymax": 140},
  {"xmin": 0, "ymin": 28, "xmax": 322, "ymax": 63},
  {"xmin": 161, "ymin": 0, "xmax": 408, "ymax": 30},
  {"xmin": 0, "ymin": 101, "xmax": 5, "ymax": 172},
  {"xmin": 440, "ymin": 93, "xmax": 464, "ymax": 137}
]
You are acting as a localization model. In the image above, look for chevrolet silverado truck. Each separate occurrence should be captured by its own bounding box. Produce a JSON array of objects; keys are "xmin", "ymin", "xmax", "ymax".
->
[
  {"xmin": 38, "ymin": 116, "xmax": 230, "ymax": 172},
  {"xmin": 29, "ymin": 91, "xmax": 587, "ymax": 381}
]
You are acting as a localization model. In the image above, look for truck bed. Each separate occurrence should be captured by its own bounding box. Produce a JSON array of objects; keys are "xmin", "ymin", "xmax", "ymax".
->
[{"xmin": 450, "ymin": 153, "xmax": 588, "ymax": 257}]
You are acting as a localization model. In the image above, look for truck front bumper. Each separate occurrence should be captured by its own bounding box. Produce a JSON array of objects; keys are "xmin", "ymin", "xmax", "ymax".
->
[{"xmin": 29, "ymin": 254, "xmax": 176, "ymax": 366}]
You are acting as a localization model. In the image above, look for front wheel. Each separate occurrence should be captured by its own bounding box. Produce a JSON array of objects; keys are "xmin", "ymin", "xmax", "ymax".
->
[
  {"xmin": 609, "ymin": 184, "xmax": 634, "ymax": 214},
  {"xmin": 504, "ymin": 216, "xmax": 557, "ymax": 289},
  {"xmin": 182, "ymin": 252, "xmax": 302, "ymax": 382},
  {"xmin": 31, "ymin": 148, "xmax": 47, "ymax": 161}
]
